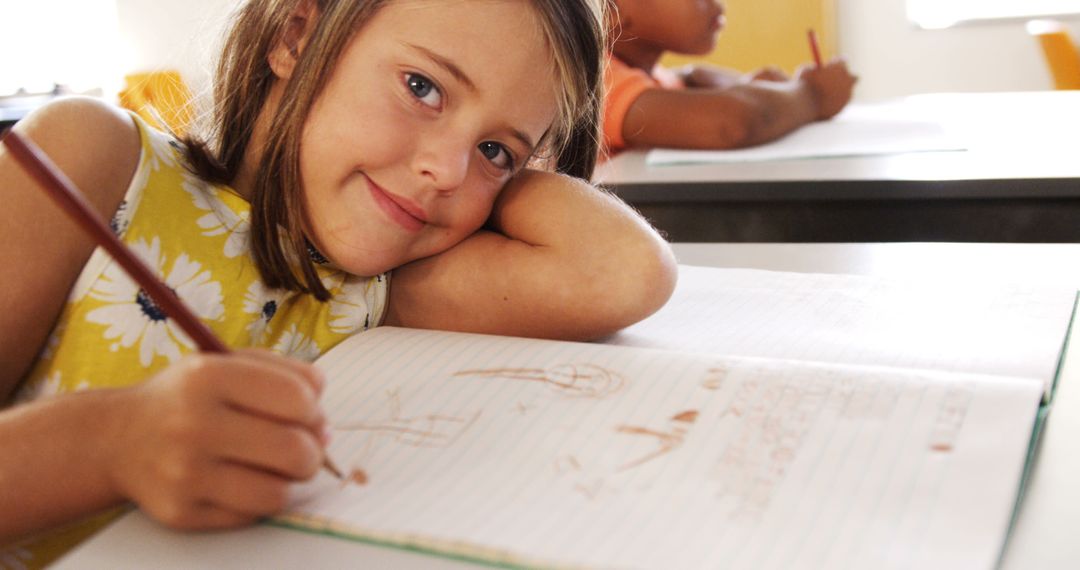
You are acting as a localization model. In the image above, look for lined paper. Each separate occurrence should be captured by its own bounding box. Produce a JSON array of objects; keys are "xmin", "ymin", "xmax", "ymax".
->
[
  {"xmin": 646, "ymin": 103, "xmax": 966, "ymax": 165},
  {"xmin": 610, "ymin": 266, "xmax": 1077, "ymax": 399},
  {"xmin": 279, "ymin": 327, "xmax": 1041, "ymax": 569}
]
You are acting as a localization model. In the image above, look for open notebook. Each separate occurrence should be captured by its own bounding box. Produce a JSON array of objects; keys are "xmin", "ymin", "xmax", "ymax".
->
[{"xmin": 274, "ymin": 267, "xmax": 1078, "ymax": 569}]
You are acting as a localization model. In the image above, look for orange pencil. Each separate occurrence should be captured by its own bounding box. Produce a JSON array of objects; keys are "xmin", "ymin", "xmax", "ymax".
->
[
  {"xmin": 807, "ymin": 28, "xmax": 823, "ymax": 68},
  {"xmin": 2, "ymin": 129, "xmax": 344, "ymax": 480}
]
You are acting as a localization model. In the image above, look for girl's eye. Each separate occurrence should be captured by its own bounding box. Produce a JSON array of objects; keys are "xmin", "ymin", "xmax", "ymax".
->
[
  {"xmin": 406, "ymin": 73, "xmax": 442, "ymax": 108},
  {"xmin": 478, "ymin": 141, "xmax": 515, "ymax": 171}
]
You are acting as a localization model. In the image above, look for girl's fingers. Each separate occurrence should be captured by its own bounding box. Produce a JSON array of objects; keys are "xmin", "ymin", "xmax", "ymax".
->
[
  {"xmin": 146, "ymin": 498, "xmax": 259, "ymax": 531},
  {"xmin": 201, "ymin": 354, "xmax": 326, "ymax": 429},
  {"xmin": 235, "ymin": 348, "xmax": 326, "ymax": 394},
  {"xmin": 195, "ymin": 462, "xmax": 295, "ymax": 517},
  {"xmin": 184, "ymin": 501, "xmax": 261, "ymax": 530},
  {"xmin": 213, "ymin": 407, "xmax": 323, "ymax": 480}
]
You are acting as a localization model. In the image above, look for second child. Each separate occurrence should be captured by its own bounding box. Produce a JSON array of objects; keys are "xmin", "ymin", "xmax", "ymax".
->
[{"xmin": 604, "ymin": 0, "xmax": 858, "ymax": 154}]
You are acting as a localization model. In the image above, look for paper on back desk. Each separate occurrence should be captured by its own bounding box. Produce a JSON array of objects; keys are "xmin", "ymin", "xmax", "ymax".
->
[{"xmin": 645, "ymin": 103, "xmax": 966, "ymax": 165}]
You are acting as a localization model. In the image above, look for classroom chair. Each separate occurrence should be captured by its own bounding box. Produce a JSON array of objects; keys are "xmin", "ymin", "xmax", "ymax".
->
[
  {"xmin": 1027, "ymin": 19, "xmax": 1080, "ymax": 90},
  {"xmin": 118, "ymin": 70, "xmax": 195, "ymax": 135}
]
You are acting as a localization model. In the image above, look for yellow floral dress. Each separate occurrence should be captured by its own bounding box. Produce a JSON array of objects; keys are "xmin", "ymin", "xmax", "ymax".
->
[{"xmin": 2, "ymin": 113, "xmax": 388, "ymax": 568}]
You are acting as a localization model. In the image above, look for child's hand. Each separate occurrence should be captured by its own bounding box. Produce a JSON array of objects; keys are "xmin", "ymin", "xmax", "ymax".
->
[
  {"xmin": 796, "ymin": 59, "xmax": 858, "ymax": 120},
  {"xmin": 108, "ymin": 349, "xmax": 327, "ymax": 530},
  {"xmin": 747, "ymin": 66, "xmax": 789, "ymax": 83}
]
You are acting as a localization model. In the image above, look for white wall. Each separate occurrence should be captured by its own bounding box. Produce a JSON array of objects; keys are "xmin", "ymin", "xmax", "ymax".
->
[
  {"xmin": 836, "ymin": 0, "xmax": 1078, "ymax": 100},
  {"xmin": 114, "ymin": 0, "xmax": 236, "ymax": 102},
  {"xmin": 115, "ymin": 0, "xmax": 1078, "ymax": 102}
]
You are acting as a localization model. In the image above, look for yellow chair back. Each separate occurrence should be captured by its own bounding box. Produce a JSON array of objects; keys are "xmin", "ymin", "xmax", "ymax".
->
[
  {"xmin": 661, "ymin": 0, "xmax": 836, "ymax": 73},
  {"xmin": 1027, "ymin": 20, "xmax": 1080, "ymax": 90},
  {"xmin": 118, "ymin": 71, "xmax": 194, "ymax": 135}
]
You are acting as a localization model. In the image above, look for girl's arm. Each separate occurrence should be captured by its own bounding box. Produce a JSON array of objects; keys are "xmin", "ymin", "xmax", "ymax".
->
[
  {"xmin": 0, "ymin": 97, "xmax": 140, "ymax": 399},
  {"xmin": 0, "ymin": 349, "xmax": 327, "ymax": 541},
  {"xmin": 383, "ymin": 169, "xmax": 678, "ymax": 340},
  {"xmin": 0, "ymin": 98, "xmax": 326, "ymax": 540}
]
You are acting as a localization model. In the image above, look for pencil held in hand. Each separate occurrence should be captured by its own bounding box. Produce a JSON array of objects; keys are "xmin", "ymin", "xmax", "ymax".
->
[
  {"xmin": 1, "ymin": 129, "xmax": 344, "ymax": 480},
  {"xmin": 807, "ymin": 28, "xmax": 823, "ymax": 68}
]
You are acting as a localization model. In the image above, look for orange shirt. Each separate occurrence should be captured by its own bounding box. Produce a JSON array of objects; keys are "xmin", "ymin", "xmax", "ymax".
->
[{"xmin": 602, "ymin": 55, "xmax": 685, "ymax": 153}]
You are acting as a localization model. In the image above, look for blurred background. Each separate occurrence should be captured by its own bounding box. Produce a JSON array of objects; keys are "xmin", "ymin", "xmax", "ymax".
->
[{"xmin": 1, "ymin": 0, "xmax": 1078, "ymax": 130}]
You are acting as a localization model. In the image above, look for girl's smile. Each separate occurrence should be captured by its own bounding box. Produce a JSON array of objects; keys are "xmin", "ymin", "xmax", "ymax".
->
[{"xmin": 364, "ymin": 172, "xmax": 427, "ymax": 233}]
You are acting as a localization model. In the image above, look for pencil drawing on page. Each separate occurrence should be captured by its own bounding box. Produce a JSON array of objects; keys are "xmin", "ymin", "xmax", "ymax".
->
[
  {"xmin": 335, "ymin": 389, "xmax": 482, "ymax": 448},
  {"xmin": 615, "ymin": 409, "xmax": 699, "ymax": 472},
  {"xmin": 452, "ymin": 363, "xmax": 626, "ymax": 398}
]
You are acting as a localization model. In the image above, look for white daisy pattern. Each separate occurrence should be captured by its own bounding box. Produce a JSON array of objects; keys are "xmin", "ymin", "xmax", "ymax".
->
[
  {"xmin": 328, "ymin": 276, "xmax": 376, "ymax": 334},
  {"xmin": 182, "ymin": 175, "xmax": 251, "ymax": 258},
  {"xmin": 243, "ymin": 279, "xmax": 290, "ymax": 344},
  {"xmin": 86, "ymin": 237, "xmax": 225, "ymax": 367},
  {"xmin": 144, "ymin": 130, "xmax": 181, "ymax": 173},
  {"xmin": 273, "ymin": 324, "xmax": 321, "ymax": 362},
  {"xmin": 14, "ymin": 371, "xmax": 91, "ymax": 404}
]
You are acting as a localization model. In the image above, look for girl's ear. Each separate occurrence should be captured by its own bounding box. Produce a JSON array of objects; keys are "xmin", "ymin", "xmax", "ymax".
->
[{"xmin": 268, "ymin": 0, "xmax": 320, "ymax": 80}]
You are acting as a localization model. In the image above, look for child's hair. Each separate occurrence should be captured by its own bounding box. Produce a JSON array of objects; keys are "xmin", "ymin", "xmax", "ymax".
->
[{"xmin": 182, "ymin": 0, "xmax": 607, "ymax": 301}]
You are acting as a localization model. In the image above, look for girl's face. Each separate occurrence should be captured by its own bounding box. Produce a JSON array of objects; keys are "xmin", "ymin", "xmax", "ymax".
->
[
  {"xmin": 617, "ymin": 0, "xmax": 725, "ymax": 55},
  {"xmin": 300, "ymin": 0, "xmax": 559, "ymax": 276}
]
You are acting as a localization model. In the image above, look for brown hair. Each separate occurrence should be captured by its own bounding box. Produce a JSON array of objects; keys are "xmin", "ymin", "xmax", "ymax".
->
[{"xmin": 184, "ymin": 0, "xmax": 607, "ymax": 301}]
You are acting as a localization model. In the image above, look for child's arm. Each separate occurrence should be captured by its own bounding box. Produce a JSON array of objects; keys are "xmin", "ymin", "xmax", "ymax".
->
[
  {"xmin": 0, "ymin": 98, "xmax": 327, "ymax": 540},
  {"xmin": 676, "ymin": 64, "xmax": 789, "ymax": 90},
  {"xmin": 0, "ymin": 98, "xmax": 140, "ymax": 398},
  {"xmin": 383, "ymin": 169, "xmax": 678, "ymax": 340},
  {"xmin": 621, "ymin": 59, "xmax": 856, "ymax": 150},
  {"xmin": 0, "ymin": 349, "xmax": 326, "ymax": 540}
]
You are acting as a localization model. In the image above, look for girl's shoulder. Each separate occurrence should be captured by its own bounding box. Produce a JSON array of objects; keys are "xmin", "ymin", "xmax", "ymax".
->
[{"xmin": 15, "ymin": 96, "xmax": 141, "ymax": 221}]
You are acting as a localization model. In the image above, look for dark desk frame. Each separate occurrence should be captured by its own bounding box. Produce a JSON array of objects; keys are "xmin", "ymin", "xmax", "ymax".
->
[{"xmin": 610, "ymin": 178, "xmax": 1080, "ymax": 242}]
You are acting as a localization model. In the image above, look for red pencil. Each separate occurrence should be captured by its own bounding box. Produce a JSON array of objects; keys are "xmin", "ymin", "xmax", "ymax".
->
[
  {"xmin": 807, "ymin": 28, "xmax": 823, "ymax": 68},
  {"xmin": 2, "ymin": 129, "xmax": 344, "ymax": 479}
]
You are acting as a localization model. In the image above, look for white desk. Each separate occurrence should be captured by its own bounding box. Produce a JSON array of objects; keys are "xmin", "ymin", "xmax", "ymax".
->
[
  {"xmin": 594, "ymin": 92, "xmax": 1080, "ymax": 242},
  {"xmin": 56, "ymin": 243, "xmax": 1080, "ymax": 569}
]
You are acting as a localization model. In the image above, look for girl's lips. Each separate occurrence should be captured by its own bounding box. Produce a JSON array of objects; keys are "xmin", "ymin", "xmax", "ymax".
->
[{"xmin": 365, "ymin": 175, "xmax": 426, "ymax": 232}]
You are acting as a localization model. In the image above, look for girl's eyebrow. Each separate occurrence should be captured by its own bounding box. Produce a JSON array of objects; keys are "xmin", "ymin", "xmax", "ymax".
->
[
  {"xmin": 403, "ymin": 43, "xmax": 538, "ymax": 154},
  {"xmin": 405, "ymin": 43, "xmax": 477, "ymax": 93}
]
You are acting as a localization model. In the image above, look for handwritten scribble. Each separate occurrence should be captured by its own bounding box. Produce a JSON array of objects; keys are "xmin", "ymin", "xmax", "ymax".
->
[
  {"xmin": 672, "ymin": 410, "xmax": 699, "ymax": 423},
  {"xmin": 554, "ymin": 454, "xmax": 583, "ymax": 475},
  {"xmin": 614, "ymin": 409, "xmax": 699, "ymax": 471},
  {"xmin": 574, "ymin": 478, "xmax": 604, "ymax": 501},
  {"xmin": 702, "ymin": 367, "xmax": 728, "ymax": 391},
  {"xmin": 712, "ymin": 378, "xmax": 828, "ymax": 522},
  {"xmin": 927, "ymin": 386, "xmax": 973, "ymax": 453},
  {"xmin": 453, "ymin": 363, "xmax": 626, "ymax": 398},
  {"xmin": 336, "ymin": 392, "xmax": 481, "ymax": 448}
]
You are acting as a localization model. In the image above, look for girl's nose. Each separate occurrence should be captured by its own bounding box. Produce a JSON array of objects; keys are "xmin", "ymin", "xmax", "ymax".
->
[{"xmin": 415, "ymin": 139, "xmax": 470, "ymax": 194}]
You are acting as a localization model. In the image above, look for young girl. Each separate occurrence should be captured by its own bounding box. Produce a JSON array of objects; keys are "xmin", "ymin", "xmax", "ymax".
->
[{"xmin": 0, "ymin": 0, "xmax": 677, "ymax": 564}]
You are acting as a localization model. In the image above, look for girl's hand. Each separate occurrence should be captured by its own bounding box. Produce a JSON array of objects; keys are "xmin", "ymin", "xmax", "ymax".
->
[
  {"xmin": 107, "ymin": 349, "xmax": 327, "ymax": 530},
  {"xmin": 797, "ymin": 59, "xmax": 858, "ymax": 120}
]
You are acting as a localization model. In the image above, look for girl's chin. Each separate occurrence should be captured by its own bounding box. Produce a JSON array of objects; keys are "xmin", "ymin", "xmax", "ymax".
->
[{"xmin": 336, "ymin": 250, "xmax": 421, "ymax": 277}]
